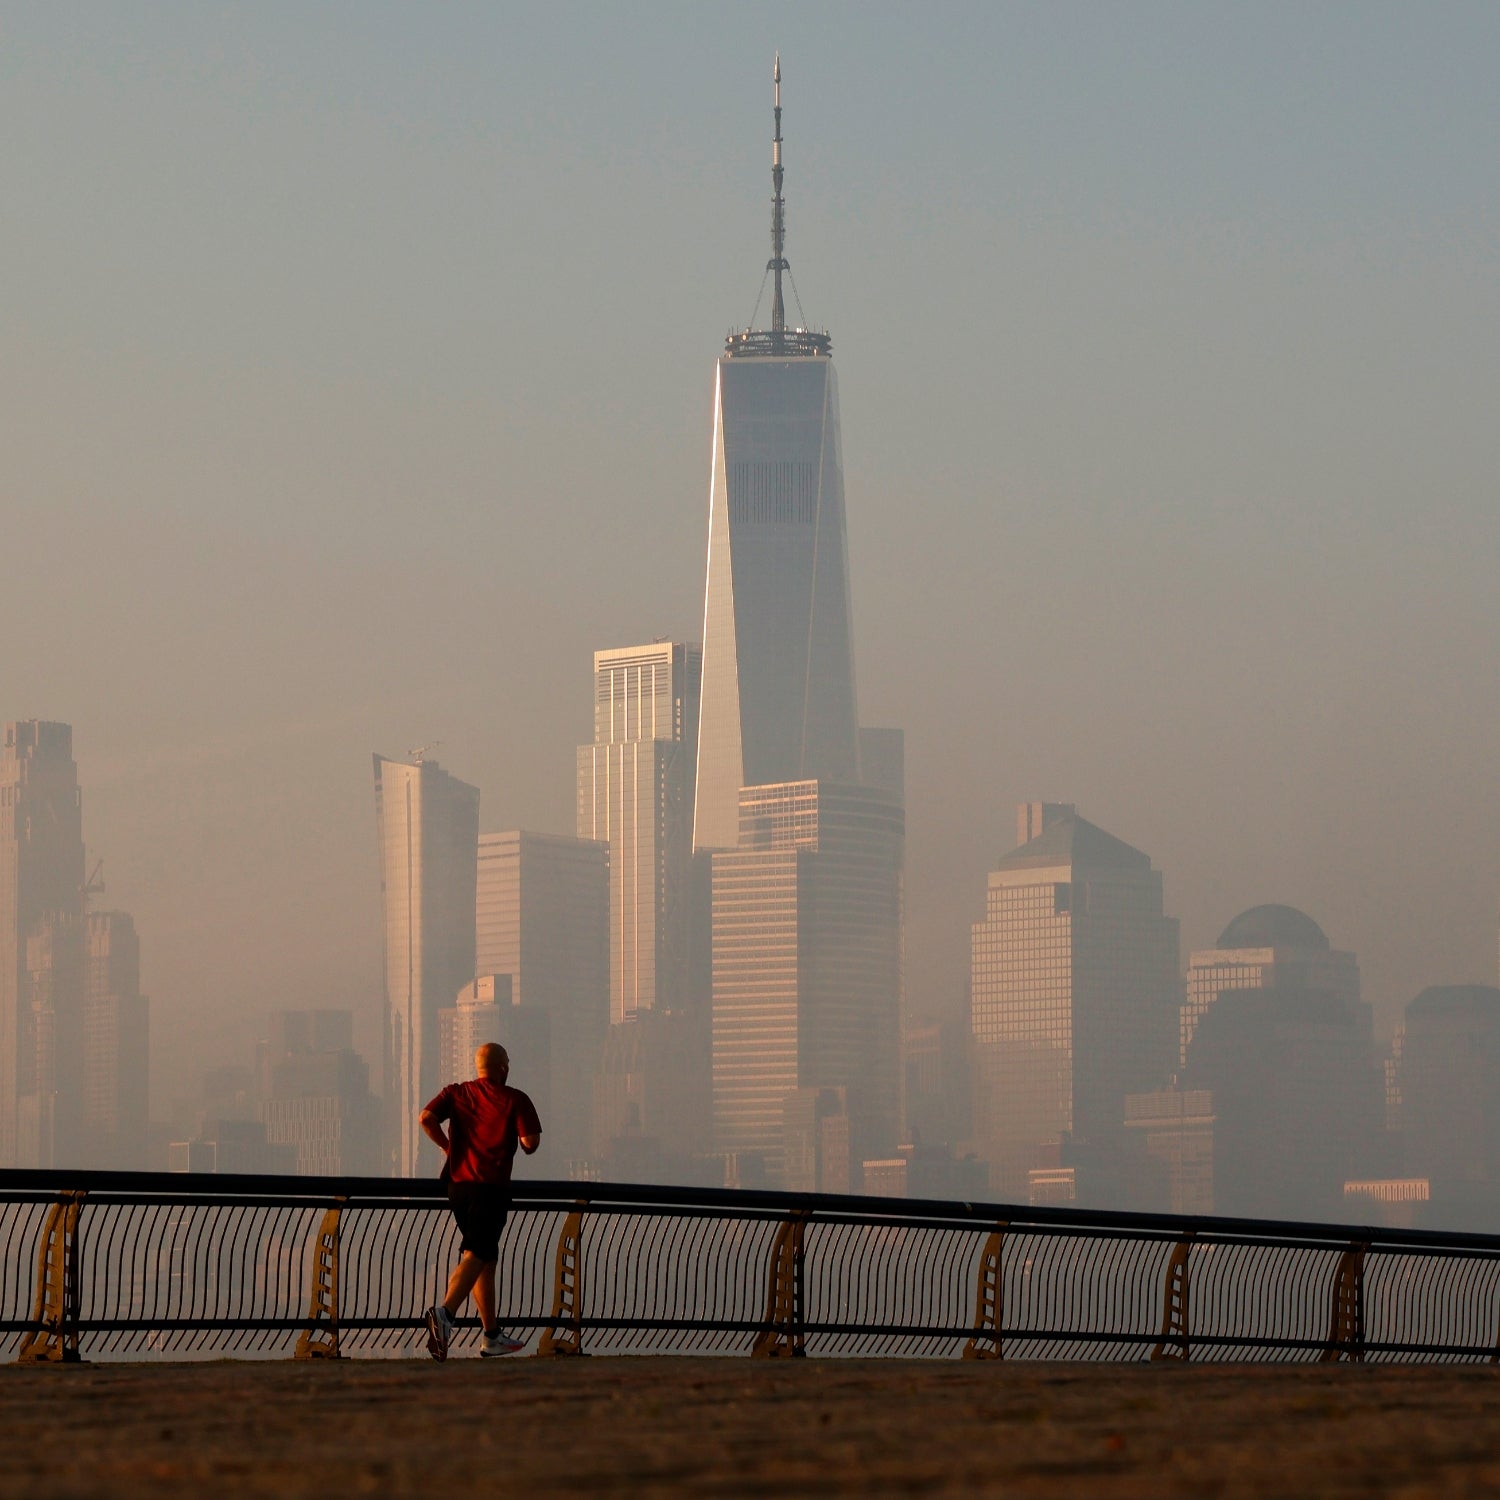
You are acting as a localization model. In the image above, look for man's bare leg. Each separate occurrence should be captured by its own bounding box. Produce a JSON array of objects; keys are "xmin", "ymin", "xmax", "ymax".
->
[
  {"xmin": 474, "ymin": 1263, "xmax": 498, "ymax": 1333},
  {"xmin": 441, "ymin": 1252, "xmax": 486, "ymax": 1318}
]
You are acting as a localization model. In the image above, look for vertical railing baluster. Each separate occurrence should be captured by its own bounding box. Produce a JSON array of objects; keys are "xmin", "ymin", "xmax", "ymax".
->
[
  {"xmin": 1151, "ymin": 1232, "xmax": 1195, "ymax": 1362},
  {"xmin": 751, "ymin": 1209, "xmax": 808, "ymax": 1358},
  {"xmin": 18, "ymin": 1190, "xmax": 86, "ymax": 1364},
  {"xmin": 962, "ymin": 1224, "xmax": 1006, "ymax": 1360},
  {"xmin": 537, "ymin": 1202, "xmax": 587, "ymax": 1357},
  {"xmin": 295, "ymin": 1197, "xmax": 347, "ymax": 1360}
]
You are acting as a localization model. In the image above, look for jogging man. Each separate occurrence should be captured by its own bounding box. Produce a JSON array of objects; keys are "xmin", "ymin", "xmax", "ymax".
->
[{"xmin": 419, "ymin": 1042, "xmax": 542, "ymax": 1360}]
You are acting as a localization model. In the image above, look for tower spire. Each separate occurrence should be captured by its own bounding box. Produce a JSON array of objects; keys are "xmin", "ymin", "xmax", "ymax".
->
[{"xmin": 769, "ymin": 52, "xmax": 787, "ymax": 334}]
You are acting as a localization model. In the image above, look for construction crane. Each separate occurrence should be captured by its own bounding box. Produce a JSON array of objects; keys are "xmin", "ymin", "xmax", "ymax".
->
[
  {"xmin": 408, "ymin": 742, "xmax": 442, "ymax": 765},
  {"xmin": 82, "ymin": 858, "xmax": 105, "ymax": 910}
]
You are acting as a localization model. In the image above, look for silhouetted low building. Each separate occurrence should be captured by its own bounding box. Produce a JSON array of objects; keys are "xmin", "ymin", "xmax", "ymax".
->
[
  {"xmin": 1123, "ymin": 1087, "xmax": 1215, "ymax": 1215},
  {"xmin": 1181, "ymin": 982, "xmax": 1382, "ymax": 1221},
  {"xmin": 258, "ymin": 1009, "xmax": 380, "ymax": 1176},
  {"xmin": 169, "ymin": 1119, "xmax": 295, "ymax": 1175},
  {"xmin": 1343, "ymin": 1177, "xmax": 1430, "ymax": 1231},
  {"xmin": 1398, "ymin": 985, "xmax": 1500, "ymax": 1230}
]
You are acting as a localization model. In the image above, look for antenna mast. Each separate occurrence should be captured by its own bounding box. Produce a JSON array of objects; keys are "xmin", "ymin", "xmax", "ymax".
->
[{"xmin": 769, "ymin": 53, "xmax": 787, "ymax": 334}]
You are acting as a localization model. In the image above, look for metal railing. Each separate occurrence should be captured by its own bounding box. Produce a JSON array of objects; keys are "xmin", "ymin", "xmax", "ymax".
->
[{"xmin": 6, "ymin": 1168, "xmax": 1500, "ymax": 1363}]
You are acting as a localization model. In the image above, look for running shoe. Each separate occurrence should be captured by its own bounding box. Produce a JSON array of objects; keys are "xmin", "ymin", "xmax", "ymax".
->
[
  {"xmin": 479, "ymin": 1330, "xmax": 526, "ymax": 1358},
  {"xmin": 425, "ymin": 1304, "xmax": 455, "ymax": 1361}
]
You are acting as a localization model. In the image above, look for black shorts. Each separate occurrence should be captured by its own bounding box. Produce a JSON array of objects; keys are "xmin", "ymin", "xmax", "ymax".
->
[{"xmin": 447, "ymin": 1181, "xmax": 510, "ymax": 1263}]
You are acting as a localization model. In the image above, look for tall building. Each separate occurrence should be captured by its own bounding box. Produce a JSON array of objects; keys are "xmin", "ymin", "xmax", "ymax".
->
[
  {"xmin": 475, "ymin": 830, "xmax": 607, "ymax": 1164},
  {"xmin": 81, "ymin": 911, "xmax": 148, "ymax": 1169},
  {"xmin": 1183, "ymin": 904, "xmax": 1362, "ymax": 1065},
  {"xmin": 711, "ymin": 780, "xmax": 903, "ymax": 1179},
  {"xmin": 1, "ymin": 722, "xmax": 87, "ymax": 1168},
  {"xmin": 970, "ymin": 803, "xmax": 1180, "ymax": 1200},
  {"xmin": 373, "ymin": 752, "xmax": 480, "ymax": 1176},
  {"xmin": 693, "ymin": 60, "xmax": 861, "ymax": 853},
  {"xmin": 577, "ymin": 642, "xmax": 702, "ymax": 1023}
]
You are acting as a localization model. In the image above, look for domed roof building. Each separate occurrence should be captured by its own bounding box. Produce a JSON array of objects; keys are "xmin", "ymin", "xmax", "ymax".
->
[
  {"xmin": 1215, "ymin": 904, "xmax": 1330, "ymax": 952},
  {"xmin": 1181, "ymin": 904, "xmax": 1362, "ymax": 1066}
]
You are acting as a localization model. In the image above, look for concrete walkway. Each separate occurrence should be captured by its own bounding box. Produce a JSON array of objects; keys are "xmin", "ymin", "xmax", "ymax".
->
[{"xmin": 4, "ymin": 1358, "xmax": 1499, "ymax": 1496}]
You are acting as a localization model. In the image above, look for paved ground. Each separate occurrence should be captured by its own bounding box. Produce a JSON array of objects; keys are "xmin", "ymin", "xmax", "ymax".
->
[{"xmin": 6, "ymin": 1358, "xmax": 1500, "ymax": 1496}]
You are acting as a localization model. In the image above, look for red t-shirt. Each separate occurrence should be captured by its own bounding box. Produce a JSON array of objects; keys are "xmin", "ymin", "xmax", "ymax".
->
[{"xmin": 423, "ymin": 1079, "xmax": 542, "ymax": 1186}]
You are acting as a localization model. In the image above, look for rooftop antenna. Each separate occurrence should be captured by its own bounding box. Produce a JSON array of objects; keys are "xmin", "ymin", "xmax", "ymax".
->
[{"xmin": 769, "ymin": 52, "xmax": 787, "ymax": 335}]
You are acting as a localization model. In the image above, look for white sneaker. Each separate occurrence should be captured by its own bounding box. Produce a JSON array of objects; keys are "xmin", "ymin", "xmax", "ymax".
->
[
  {"xmin": 479, "ymin": 1329, "xmax": 526, "ymax": 1358},
  {"xmin": 425, "ymin": 1304, "xmax": 455, "ymax": 1361}
]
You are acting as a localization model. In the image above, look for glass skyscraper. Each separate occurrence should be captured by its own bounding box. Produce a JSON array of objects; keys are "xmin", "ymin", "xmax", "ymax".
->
[
  {"xmin": 373, "ymin": 753, "xmax": 479, "ymax": 1176},
  {"xmin": 692, "ymin": 63, "xmax": 861, "ymax": 854}
]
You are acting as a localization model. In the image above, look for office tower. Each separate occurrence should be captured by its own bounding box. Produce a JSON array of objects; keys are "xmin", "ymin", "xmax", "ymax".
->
[
  {"xmin": 578, "ymin": 642, "xmax": 702, "ymax": 1024},
  {"xmin": 258, "ymin": 1009, "xmax": 380, "ymax": 1176},
  {"xmin": 711, "ymin": 781, "xmax": 903, "ymax": 1180},
  {"xmin": 1183, "ymin": 904, "xmax": 1363, "ymax": 1065},
  {"xmin": 1182, "ymin": 981, "xmax": 1383, "ymax": 1220},
  {"xmin": 373, "ymin": 752, "xmax": 480, "ymax": 1176},
  {"xmin": 81, "ymin": 911, "xmax": 148, "ymax": 1169},
  {"xmin": 1, "ymin": 722, "xmax": 87, "ymax": 1168},
  {"xmin": 1399, "ymin": 986, "xmax": 1500, "ymax": 1216},
  {"xmin": 475, "ymin": 830, "xmax": 607, "ymax": 1163},
  {"xmin": 970, "ymin": 803, "xmax": 1180, "ymax": 1200},
  {"xmin": 693, "ymin": 60, "xmax": 862, "ymax": 853}
]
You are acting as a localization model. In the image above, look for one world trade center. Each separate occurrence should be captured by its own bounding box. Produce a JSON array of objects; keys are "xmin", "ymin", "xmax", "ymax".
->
[{"xmin": 692, "ymin": 56, "xmax": 862, "ymax": 853}]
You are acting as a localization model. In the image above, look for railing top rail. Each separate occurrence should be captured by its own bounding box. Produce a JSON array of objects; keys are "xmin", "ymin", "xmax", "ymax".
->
[{"xmin": 2, "ymin": 1167, "xmax": 1497, "ymax": 1258}]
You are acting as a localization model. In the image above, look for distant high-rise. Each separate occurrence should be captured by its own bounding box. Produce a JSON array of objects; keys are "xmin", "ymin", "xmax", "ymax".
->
[
  {"xmin": 475, "ymin": 830, "xmax": 607, "ymax": 1163},
  {"xmin": 693, "ymin": 59, "xmax": 861, "ymax": 852},
  {"xmin": 1, "ymin": 722, "xmax": 86, "ymax": 1168},
  {"xmin": 1183, "ymin": 905, "xmax": 1362, "ymax": 1066},
  {"xmin": 373, "ymin": 753, "xmax": 480, "ymax": 1176},
  {"xmin": 711, "ymin": 780, "xmax": 903, "ymax": 1179},
  {"xmin": 82, "ymin": 911, "xmax": 148, "ymax": 1170},
  {"xmin": 970, "ymin": 803, "xmax": 1180, "ymax": 1199},
  {"xmin": 578, "ymin": 642, "xmax": 702, "ymax": 1023}
]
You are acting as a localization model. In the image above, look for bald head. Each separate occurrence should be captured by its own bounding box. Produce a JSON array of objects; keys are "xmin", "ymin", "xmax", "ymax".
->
[{"xmin": 475, "ymin": 1043, "xmax": 509, "ymax": 1081}]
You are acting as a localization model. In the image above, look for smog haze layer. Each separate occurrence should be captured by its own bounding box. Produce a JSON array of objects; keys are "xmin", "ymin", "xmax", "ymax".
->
[{"xmin": 4, "ymin": 3, "xmax": 1498, "ymax": 1102}]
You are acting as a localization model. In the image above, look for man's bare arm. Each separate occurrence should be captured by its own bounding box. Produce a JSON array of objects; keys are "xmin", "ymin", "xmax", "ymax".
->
[{"xmin": 419, "ymin": 1109, "xmax": 449, "ymax": 1154}]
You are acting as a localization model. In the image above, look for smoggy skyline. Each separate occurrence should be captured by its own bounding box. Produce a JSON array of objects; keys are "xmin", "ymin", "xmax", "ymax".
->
[{"xmin": 5, "ymin": 4, "xmax": 1499, "ymax": 1102}]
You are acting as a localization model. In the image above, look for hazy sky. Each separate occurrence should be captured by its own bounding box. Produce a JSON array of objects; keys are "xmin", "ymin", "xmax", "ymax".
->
[{"xmin": 5, "ymin": 4, "xmax": 1498, "ymax": 1106}]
